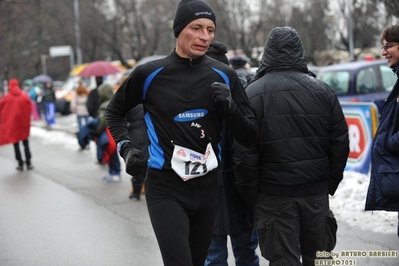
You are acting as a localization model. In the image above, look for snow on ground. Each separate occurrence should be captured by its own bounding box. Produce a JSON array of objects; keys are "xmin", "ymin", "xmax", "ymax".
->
[
  {"xmin": 330, "ymin": 171, "xmax": 397, "ymax": 235},
  {"xmin": 31, "ymin": 127, "xmax": 77, "ymax": 148},
  {"xmin": 31, "ymin": 126, "xmax": 97, "ymax": 160},
  {"xmin": 31, "ymin": 126, "xmax": 398, "ymax": 235}
]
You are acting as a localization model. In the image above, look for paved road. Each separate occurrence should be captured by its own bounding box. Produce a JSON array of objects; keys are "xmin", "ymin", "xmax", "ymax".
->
[
  {"xmin": 0, "ymin": 114, "xmax": 397, "ymax": 266},
  {"xmin": 0, "ymin": 137, "xmax": 162, "ymax": 266}
]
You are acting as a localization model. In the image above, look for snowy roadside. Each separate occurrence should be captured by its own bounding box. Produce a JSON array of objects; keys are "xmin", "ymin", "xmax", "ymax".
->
[{"xmin": 330, "ymin": 171, "xmax": 397, "ymax": 235}]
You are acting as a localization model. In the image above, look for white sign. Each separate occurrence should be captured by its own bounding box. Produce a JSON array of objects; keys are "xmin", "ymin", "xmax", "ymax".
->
[{"xmin": 49, "ymin": 46, "xmax": 72, "ymax": 57}]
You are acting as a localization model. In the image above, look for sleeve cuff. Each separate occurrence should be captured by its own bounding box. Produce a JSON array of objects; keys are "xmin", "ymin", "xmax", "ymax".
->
[{"xmin": 117, "ymin": 140, "xmax": 130, "ymax": 153}]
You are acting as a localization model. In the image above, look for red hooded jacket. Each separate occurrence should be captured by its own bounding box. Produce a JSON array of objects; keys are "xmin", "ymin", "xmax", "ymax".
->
[{"xmin": 0, "ymin": 79, "xmax": 32, "ymax": 145}]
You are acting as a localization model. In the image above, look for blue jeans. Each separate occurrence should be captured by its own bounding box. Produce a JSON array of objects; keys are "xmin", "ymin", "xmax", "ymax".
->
[
  {"xmin": 96, "ymin": 132, "xmax": 107, "ymax": 162},
  {"xmin": 108, "ymin": 151, "xmax": 121, "ymax": 175},
  {"xmin": 205, "ymin": 228, "xmax": 259, "ymax": 266},
  {"xmin": 77, "ymin": 115, "xmax": 89, "ymax": 131}
]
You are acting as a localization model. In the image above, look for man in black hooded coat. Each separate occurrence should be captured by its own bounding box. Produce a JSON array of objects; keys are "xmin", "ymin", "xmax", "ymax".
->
[{"xmin": 234, "ymin": 26, "xmax": 349, "ymax": 266}]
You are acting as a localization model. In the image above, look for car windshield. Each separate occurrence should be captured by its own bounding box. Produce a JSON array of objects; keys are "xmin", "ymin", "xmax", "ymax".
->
[
  {"xmin": 356, "ymin": 68, "xmax": 378, "ymax": 94},
  {"xmin": 380, "ymin": 65, "xmax": 396, "ymax": 91},
  {"xmin": 319, "ymin": 71, "xmax": 350, "ymax": 95}
]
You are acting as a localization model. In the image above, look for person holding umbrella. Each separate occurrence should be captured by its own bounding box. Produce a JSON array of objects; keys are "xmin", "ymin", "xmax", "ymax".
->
[
  {"xmin": 86, "ymin": 76, "xmax": 104, "ymax": 164},
  {"xmin": 80, "ymin": 61, "xmax": 121, "ymax": 164},
  {"xmin": 80, "ymin": 61, "xmax": 121, "ymax": 119},
  {"xmin": 86, "ymin": 76, "xmax": 103, "ymax": 120}
]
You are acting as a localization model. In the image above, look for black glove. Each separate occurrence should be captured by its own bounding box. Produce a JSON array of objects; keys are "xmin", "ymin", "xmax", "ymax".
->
[
  {"xmin": 211, "ymin": 82, "xmax": 234, "ymax": 116},
  {"xmin": 120, "ymin": 142, "xmax": 147, "ymax": 176}
]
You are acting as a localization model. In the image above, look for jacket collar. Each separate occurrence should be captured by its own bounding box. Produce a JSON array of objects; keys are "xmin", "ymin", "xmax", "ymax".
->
[{"xmin": 171, "ymin": 49, "xmax": 206, "ymax": 68}]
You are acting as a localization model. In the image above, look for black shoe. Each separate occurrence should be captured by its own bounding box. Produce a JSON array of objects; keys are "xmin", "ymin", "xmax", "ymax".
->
[
  {"xmin": 129, "ymin": 192, "xmax": 141, "ymax": 201},
  {"xmin": 96, "ymin": 160, "xmax": 105, "ymax": 165}
]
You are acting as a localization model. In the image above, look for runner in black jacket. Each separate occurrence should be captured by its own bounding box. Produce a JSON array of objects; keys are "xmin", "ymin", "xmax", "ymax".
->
[{"xmin": 105, "ymin": 1, "xmax": 257, "ymax": 265}]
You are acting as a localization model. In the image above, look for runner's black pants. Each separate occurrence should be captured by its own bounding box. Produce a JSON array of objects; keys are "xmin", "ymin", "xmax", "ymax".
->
[{"xmin": 145, "ymin": 168, "xmax": 219, "ymax": 266}]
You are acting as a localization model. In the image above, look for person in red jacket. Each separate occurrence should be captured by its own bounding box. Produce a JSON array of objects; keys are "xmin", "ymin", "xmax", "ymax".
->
[{"xmin": 0, "ymin": 78, "xmax": 34, "ymax": 170}]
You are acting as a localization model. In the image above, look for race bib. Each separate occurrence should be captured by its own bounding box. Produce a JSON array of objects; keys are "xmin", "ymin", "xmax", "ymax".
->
[{"xmin": 171, "ymin": 142, "xmax": 218, "ymax": 181}]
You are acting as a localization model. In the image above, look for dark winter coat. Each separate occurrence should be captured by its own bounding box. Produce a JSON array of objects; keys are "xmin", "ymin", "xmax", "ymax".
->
[
  {"xmin": 234, "ymin": 26, "xmax": 349, "ymax": 207},
  {"xmin": 86, "ymin": 88, "xmax": 100, "ymax": 118},
  {"xmin": 205, "ymin": 44, "xmax": 254, "ymax": 234},
  {"xmin": 95, "ymin": 83, "xmax": 114, "ymax": 136},
  {"xmin": 42, "ymin": 86, "xmax": 56, "ymax": 103},
  {"xmin": 365, "ymin": 67, "xmax": 399, "ymax": 212},
  {"xmin": 77, "ymin": 118, "xmax": 115, "ymax": 164},
  {"xmin": 235, "ymin": 67, "xmax": 254, "ymax": 87},
  {"xmin": 78, "ymin": 118, "xmax": 100, "ymax": 149},
  {"xmin": 213, "ymin": 121, "xmax": 253, "ymax": 234}
]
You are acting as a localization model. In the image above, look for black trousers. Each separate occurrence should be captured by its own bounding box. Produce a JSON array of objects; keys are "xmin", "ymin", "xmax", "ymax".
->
[
  {"xmin": 145, "ymin": 168, "xmax": 219, "ymax": 266},
  {"xmin": 13, "ymin": 139, "xmax": 31, "ymax": 166},
  {"xmin": 131, "ymin": 168, "xmax": 147, "ymax": 194},
  {"xmin": 254, "ymin": 193, "xmax": 330, "ymax": 266}
]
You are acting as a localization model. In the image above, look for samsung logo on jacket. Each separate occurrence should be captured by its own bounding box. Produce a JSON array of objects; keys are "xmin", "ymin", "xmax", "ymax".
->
[{"xmin": 175, "ymin": 109, "xmax": 208, "ymax": 122}]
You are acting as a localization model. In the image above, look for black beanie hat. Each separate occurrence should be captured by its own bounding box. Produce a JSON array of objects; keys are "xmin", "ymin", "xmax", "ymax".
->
[
  {"xmin": 173, "ymin": 0, "xmax": 216, "ymax": 37},
  {"xmin": 206, "ymin": 41, "xmax": 229, "ymax": 65},
  {"xmin": 229, "ymin": 55, "xmax": 248, "ymax": 68}
]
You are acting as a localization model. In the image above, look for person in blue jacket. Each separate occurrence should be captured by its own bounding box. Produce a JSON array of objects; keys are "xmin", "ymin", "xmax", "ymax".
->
[{"xmin": 365, "ymin": 23, "xmax": 399, "ymax": 237}]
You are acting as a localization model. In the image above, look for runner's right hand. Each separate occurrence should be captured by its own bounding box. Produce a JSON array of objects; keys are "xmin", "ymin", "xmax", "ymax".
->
[{"xmin": 120, "ymin": 142, "xmax": 147, "ymax": 176}]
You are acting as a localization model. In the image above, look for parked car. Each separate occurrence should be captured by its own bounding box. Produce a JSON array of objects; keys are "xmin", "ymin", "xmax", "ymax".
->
[{"xmin": 317, "ymin": 60, "xmax": 397, "ymax": 113}]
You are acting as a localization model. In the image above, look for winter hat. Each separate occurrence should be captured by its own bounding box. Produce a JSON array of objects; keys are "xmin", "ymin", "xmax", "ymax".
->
[
  {"xmin": 206, "ymin": 41, "xmax": 229, "ymax": 65},
  {"xmin": 229, "ymin": 56, "xmax": 248, "ymax": 69},
  {"xmin": 173, "ymin": 0, "xmax": 216, "ymax": 37}
]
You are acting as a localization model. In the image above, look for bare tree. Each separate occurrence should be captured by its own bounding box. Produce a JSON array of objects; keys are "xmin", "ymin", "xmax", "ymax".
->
[
  {"xmin": 0, "ymin": 0, "xmax": 24, "ymax": 79},
  {"xmin": 376, "ymin": 0, "xmax": 399, "ymax": 18},
  {"xmin": 333, "ymin": 0, "xmax": 385, "ymax": 59},
  {"xmin": 112, "ymin": 0, "xmax": 176, "ymax": 63},
  {"xmin": 287, "ymin": 0, "xmax": 330, "ymax": 65},
  {"xmin": 0, "ymin": 0, "xmax": 392, "ymax": 82},
  {"xmin": 0, "ymin": 0, "xmax": 79, "ymax": 80},
  {"xmin": 210, "ymin": 0, "xmax": 291, "ymax": 66}
]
